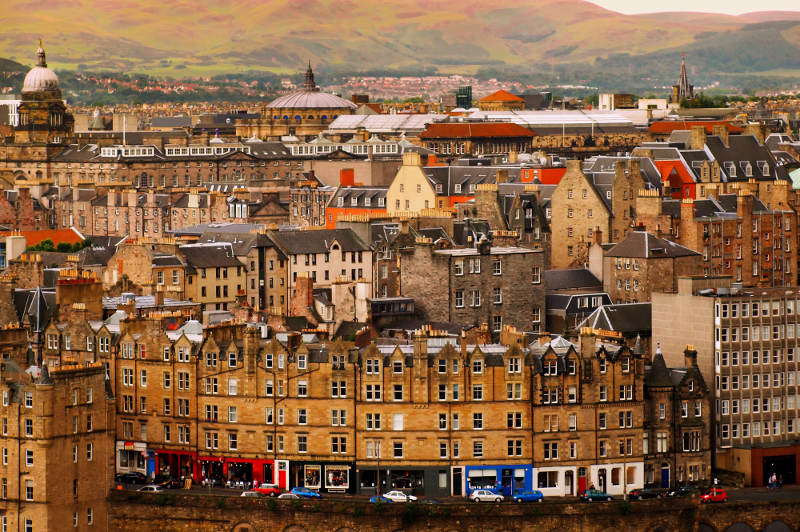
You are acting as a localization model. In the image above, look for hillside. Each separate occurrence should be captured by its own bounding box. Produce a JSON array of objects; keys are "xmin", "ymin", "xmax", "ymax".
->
[{"xmin": 0, "ymin": 0, "xmax": 798, "ymax": 82}]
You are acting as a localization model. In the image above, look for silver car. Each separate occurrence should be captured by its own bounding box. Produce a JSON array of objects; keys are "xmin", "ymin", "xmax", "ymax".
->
[
  {"xmin": 137, "ymin": 485, "xmax": 163, "ymax": 493},
  {"xmin": 382, "ymin": 490, "xmax": 418, "ymax": 502},
  {"xmin": 469, "ymin": 489, "xmax": 503, "ymax": 502}
]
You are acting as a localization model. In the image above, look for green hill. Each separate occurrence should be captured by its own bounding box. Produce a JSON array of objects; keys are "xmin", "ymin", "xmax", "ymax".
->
[{"xmin": 0, "ymin": 0, "xmax": 798, "ymax": 83}]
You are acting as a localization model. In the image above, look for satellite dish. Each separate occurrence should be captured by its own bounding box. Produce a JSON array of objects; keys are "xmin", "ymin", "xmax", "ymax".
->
[{"xmin": 226, "ymin": 118, "xmax": 231, "ymax": 124}]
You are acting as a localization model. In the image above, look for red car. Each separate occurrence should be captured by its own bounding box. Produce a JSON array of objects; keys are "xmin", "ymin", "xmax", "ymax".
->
[
  {"xmin": 700, "ymin": 488, "xmax": 727, "ymax": 503},
  {"xmin": 254, "ymin": 483, "xmax": 282, "ymax": 497}
]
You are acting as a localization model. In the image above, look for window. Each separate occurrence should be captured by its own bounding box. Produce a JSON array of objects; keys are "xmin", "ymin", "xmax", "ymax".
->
[
  {"xmin": 393, "ymin": 441, "xmax": 403, "ymax": 458},
  {"xmin": 297, "ymin": 409, "xmax": 307, "ymax": 425},
  {"xmin": 473, "ymin": 384, "xmax": 483, "ymax": 401},
  {"xmin": 543, "ymin": 442, "xmax": 558, "ymax": 460},
  {"xmin": 473, "ymin": 440, "xmax": 484, "ymax": 458},
  {"xmin": 25, "ymin": 479, "xmax": 33, "ymax": 501},
  {"xmin": 393, "ymin": 384, "xmax": 403, "ymax": 401},
  {"xmin": 297, "ymin": 435, "xmax": 307, "ymax": 453},
  {"xmin": 507, "ymin": 440, "xmax": 522, "ymax": 457},
  {"xmin": 473, "ymin": 412, "xmax": 483, "ymax": 430}
]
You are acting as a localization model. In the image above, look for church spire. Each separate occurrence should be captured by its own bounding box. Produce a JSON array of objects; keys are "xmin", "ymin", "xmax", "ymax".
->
[
  {"xmin": 677, "ymin": 51, "xmax": 693, "ymax": 102},
  {"xmin": 304, "ymin": 61, "xmax": 318, "ymax": 92},
  {"xmin": 36, "ymin": 38, "xmax": 47, "ymax": 68}
]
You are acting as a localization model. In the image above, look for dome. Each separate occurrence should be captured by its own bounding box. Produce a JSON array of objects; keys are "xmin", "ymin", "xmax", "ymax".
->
[
  {"xmin": 22, "ymin": 43, "xmax": 60, "ymax": 94},
  {"xmin": 267, "ymin": 90, "xmax": 357, "ymax": 110},
  {"xmin": 266, "ymin": 62, "xmax": 356, "ymax": 110}
]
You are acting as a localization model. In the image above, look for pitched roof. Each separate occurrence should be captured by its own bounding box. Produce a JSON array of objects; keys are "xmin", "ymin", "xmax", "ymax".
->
[
  {"xmin": 419, "ymin": 123, "xmax": 535, "ymax": 140},
  {"xmin": 544, "ymin": 269, "xmax": 602, "ymax": 291},
  {"xmin": 578, "ymin": 303, "xmax": 652, "ymax": 334},
  {"xmin": 646, "ymin": 351, "xmax": 674, "ymax": 387},
  {"xmin": 479, "ymin": 90, "xmax": 524, "ymax": 103},
  {"xmin": 179, "ymin": 243, "xmax": 244, "ymax": 268},
  {"xmin": 267, "ymin": 228, "xmax": 370, "ymax": 255},
  {"xmin": 605, "ymin": 231, "xmax": 700, "ymax": 258}
]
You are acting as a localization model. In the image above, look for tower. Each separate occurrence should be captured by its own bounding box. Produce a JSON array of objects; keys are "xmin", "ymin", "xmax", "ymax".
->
[
  {"xmin": 672, "ymin": 52, "xmax": 694, "ymax": 104},
  {"xmin": 303, "ymin": 61, "xmax": 319, "ymax": 92}
]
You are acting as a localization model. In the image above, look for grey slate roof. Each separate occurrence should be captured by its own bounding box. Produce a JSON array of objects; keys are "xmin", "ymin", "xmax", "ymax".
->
[
  {"xmin": 545, "ymin": 268, "xmax": 602, "ymax": 291},
  {"xmin": 267, "ymin": 228, "xmax": 370, "ymax": 255},
  {"xmin": 179, "ymin": 243, "xmax": 244, "ymax": 268},
  {"xmin": 578, "ymin": 303, "xmax": 652, "ymax": 334},
  {"xmin": 605, "ymin": 231, "xmax": 699, "ymax": 258}
]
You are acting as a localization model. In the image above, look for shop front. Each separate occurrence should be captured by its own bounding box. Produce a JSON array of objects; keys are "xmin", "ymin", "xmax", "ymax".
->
[
  {"xmin": 357, "ymin": 466, "xmax": 450, "ymax": 497},
  {"xmin": 292, "ymin": 461, "xmax": 354, "ymax": 494},
  {"xmin": 154, "ymin": 450, "xmax": 195, "ymax": 480},
  {"xmin": 465, "ymin": 465, "xmax": 532, "ymax": 497},
  {"xmin": 198, "ymin": 456, "xmax": 285, "ymax": 487},
  {"xmin": 116, "ymin": 441, "xmax": 148, "ymax": 475}
]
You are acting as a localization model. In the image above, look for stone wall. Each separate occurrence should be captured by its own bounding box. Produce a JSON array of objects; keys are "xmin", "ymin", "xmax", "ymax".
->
[{"xmin": 107, "ymin": 491, "xmax": 800, "ymax": 532}]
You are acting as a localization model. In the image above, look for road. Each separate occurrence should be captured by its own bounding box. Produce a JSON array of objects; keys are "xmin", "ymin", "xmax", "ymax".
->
[{"xmin": 116, "ymin": 483, "xmax": 800, "ymax": 504}]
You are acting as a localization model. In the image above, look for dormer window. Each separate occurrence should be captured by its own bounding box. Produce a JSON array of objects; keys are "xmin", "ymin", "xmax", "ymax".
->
[
  {"xmin": 393, "ymin": 360, "xmax": 403, "ymax": 374},
  {"xmin": 337, "ymin": 197, "xmax": 343, "ymax": 207},
  {"xmin": 622, "ymin": 358, "xmax": 630, "ymax": 373},
  {"xmin": 472, "ymin": 359, "xmax": 483, "ymax": 374},
  {"xmin": 544, "ymin": 360, "xmax": 557, "ymax": 376},
  {"xmin": 454, "ymin": 184, "xmax": 462, "ymax": 193},
  {"xmin": 599, "ymin": 358, "xmax": 607, "ymax": 373}
]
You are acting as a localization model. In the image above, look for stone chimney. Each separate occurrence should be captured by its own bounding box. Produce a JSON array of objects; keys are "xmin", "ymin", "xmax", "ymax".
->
[
  {"xmin": 594, "ymin": 228, "xmax": 603, "ymax": 246},
  {"xmin": 683, "ymin": 344, "xmax": 698, "ymax": 368},
  {"xmin": 690, "ymin": 126, "xmax": 707, "ymax": 151},
  {"xmin": 712, "ymin": 124, "xmax": 729, "ymax": 147},
  {"xmin": 614, "ymin": 160, "xmax": 626, "ymax": 181},
  {"xmin": 744, "ymin": 123, "xmax": 765, "ymax": 145},
  {"xmin": 154, "ymin": 287, "xmax": 164, "ymax": 307},
  {"xmin": 736, "ymin": 189, "xmax": 753, "ymax": 219},
  {"xmin": 290, "ymin": 274, "xmax": 314, "ymax": 317}
]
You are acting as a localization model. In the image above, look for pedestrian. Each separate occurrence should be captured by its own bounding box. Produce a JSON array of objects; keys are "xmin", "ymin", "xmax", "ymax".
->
[{"xmin": 778, "ymin": 474, "xmax": 783, "ymax": 488}]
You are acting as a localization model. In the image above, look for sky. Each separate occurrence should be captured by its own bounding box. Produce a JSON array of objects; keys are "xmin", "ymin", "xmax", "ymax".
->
[{"xmin": 591, "ymin": 0, "xmax": 800, "ymax": 15}]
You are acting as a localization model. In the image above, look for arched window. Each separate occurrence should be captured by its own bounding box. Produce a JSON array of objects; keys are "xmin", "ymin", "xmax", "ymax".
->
[{"xmin": 295, "ymin": 115, "xmax": 302, "ymax": 122}]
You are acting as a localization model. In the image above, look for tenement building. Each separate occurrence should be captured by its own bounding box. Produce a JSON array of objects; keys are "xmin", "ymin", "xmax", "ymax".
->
[
  {"xmin": 653, "ymin": 275, "xmax": 800, "ymax": 486},
  {"xmin": 399, "ymin": 235, "xmax": 546, "ymax": 333},
  {"xmin": 0, "ymin": 359, "xmax": 112, "ymax": 532}
]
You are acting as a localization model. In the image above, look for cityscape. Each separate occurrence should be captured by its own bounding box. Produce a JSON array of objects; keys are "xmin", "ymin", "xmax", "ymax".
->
[{"xmin": 2, "ymin": 1, "xmax": 800, "ymax": 531}]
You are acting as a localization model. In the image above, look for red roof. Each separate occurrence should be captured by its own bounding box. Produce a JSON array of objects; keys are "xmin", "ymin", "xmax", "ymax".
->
[
  {"xmin": 479, "ymin": 90, "xmax": 524, "ymax": 103},
  {"xmin": 420, "ymin": 123, "xmax": 535, "ymax": 139},
  {"xmin": 0, "ymin": 228, "xmax": 84, "ymax": 246},
  {"xmin": 653, "ymin": 160, "xmax": 695, "ymax": 186},
  {"xmin": 648, "ymin": 121, "xmax": 743, "ymax": 135}
]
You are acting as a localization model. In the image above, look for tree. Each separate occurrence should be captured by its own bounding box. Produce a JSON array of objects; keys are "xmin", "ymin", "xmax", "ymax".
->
[{"xmin": 56, "ymin": 242, "xmax": 73, "ymax": 252}]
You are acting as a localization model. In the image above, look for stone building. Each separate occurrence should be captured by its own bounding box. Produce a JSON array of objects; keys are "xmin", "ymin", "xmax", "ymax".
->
[
  {"xmin": 399, "ymin": 236, "xmax": 545, "ymax": 334},
  {"xmin": 636, "ymin": 190, "xmax": 797, "ymax": 287},
  {"xmin": 180, "ymin": 242, "xmax": 246, "ymax": 313},
  {"xmin": 550, "ymin": 159, "xmax": 646, "ymax": 269},
  {"xmin": 0, "ymin": 360, "xmax": 112, "ymax": 532},
  {"xmin": 653, "ymin": 275, "xmax": 800, "ymax": 486},
  {"xmin": 603, "ymin": 231, "xmax": 702, "ymax": 304},
  {"xmin": 477, "ymin": 90, "xmax": 525, "ymax": 112},
  {"xmin": 644, "ymin": 345, "xmax": 712, "ymax": 489}
]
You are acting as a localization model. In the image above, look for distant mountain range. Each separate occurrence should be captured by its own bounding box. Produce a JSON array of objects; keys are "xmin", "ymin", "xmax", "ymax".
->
[{"xmin": 1, "ymin": 0, "xmax": 800, "ymax": 85}]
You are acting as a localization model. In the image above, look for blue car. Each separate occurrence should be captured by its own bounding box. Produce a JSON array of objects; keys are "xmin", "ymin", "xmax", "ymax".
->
[
  {"xmin": 290, "ymin": 486, "xmax": 321, "ymax": 499},
  {"xmin": 369, "ymin": 495, "xmax": 391, "ymax": 503},
  {"xmin": 512, "ymin": 490, "xmax": 544, "ymax": 503}
]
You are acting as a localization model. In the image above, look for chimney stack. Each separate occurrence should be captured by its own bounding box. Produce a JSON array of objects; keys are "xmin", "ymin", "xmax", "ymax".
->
[
  {"xmin": 712, "ymin": 124, "xmax": 729, "ymax": 147},
  {"xmin": 690, "ymin": 126, "xmax": 707, "ymax": 151}
]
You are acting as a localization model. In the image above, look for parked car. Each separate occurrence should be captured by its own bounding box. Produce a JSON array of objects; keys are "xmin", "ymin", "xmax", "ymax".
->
[
  {"xmin": 240, "ymin": 491, "xmax": 264, "ymax": 498},
  {"xmin": 512, "ymin": 490, "xmax": 544, "ymax": 503},
  {"xmin": 382, "ymin": 490, "xmax": 418, "ymax": 502},
  {"xmin": 700, "ymin": 488, "xmax": 727, "ymax": 503},
  {"xmin": 254, "ymin": 483, "xmax": 282, "ymax": 497},
  {"xmin": 153, "ymin": 476, "xmax": 182, "ymax": 489},
  {"xmin": 369, "ymin": 495, "xmax": 391, "ymax": 503},
  {"xmin": 290, "ymin": 486, "xmax": 321, "ymax": 499},
  {"xmin": 470, "ymin": 489, "xmax": 504, "ymax": 502},
  {"xmin": 137, "ymin": 485, "xmax": 163, "ymax": 493},
  {"xmin": 629, "ymin": 488, "xmax": 661, "ymax": 500},
  {"xmin": 278, "ymin": 492, "xmax": 300, "ymax": 499},
  {"xmin": 667, "ymin": 486, "xmax": 700, "ymax": 497},
  {"xmin": 115, "ymin": 472, "xmax": 148, "ymax": 485},
  {"xmin": 579, "ymin": 489, "xmax": 613, "ymax": 502}
]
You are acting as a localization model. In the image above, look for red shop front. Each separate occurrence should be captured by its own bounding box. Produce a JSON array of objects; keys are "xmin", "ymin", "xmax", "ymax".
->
[
  {"xmin": 198, "ymin": 456, "xmax": 284, "ymax": 486},
  {"xmin": 154, "ymin": 449, "xmax": 196, "ymax": 479}
]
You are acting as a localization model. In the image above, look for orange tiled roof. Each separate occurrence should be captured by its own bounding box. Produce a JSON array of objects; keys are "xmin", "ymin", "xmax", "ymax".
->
[
  {"xmin": 653, "ymin": 160, "xmax": 695, "ymax": 185},
  {"xmin": 479, "ymin": 90, "xmax": 524, "ymax": 103},
  {"xmin": 0, "ymin": 228, "xmax": 84, "ymax": 246},
  {"xmin": 648, "ymin": 121, "xmax": 743, "ymax": 135},
  {"xmin": 419, "ymin": 122, "xmax": 535, "ymax": 139}
]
